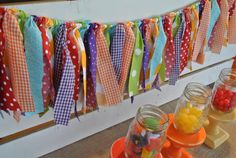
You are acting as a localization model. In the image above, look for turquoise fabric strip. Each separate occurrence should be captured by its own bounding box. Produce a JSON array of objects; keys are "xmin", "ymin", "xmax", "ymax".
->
[
  {"xmin": 206, "ymin": 0, "xmax": 220, "ymax": 42},
  {"xmin": 149, "ymin": 17, "xmax": 167, "ymax": 82},
  {"xmin": 24, "ymin": 17, "xmax": 44, "ymax": 116}
]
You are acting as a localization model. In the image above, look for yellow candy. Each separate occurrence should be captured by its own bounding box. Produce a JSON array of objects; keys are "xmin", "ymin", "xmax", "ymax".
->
[{"xmin": 174, "ymin": 103, "xmax": 203, "ymax": 134}]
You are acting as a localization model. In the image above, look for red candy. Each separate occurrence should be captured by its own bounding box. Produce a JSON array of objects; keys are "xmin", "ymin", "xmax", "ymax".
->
[{"xmin": 212, "ymin": 86, "xmax": 236, "ymax": 112}]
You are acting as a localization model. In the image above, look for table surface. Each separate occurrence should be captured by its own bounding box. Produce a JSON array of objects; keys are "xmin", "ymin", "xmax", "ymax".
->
[{"xmin": 41, "ymin": 99, "xmax": 236, "ymax": 158}]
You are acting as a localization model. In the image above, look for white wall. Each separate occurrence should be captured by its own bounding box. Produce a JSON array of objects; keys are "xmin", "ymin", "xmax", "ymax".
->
[{"xmin": 0, "ymin": 0, "xmax": 235, "ymax": 158}]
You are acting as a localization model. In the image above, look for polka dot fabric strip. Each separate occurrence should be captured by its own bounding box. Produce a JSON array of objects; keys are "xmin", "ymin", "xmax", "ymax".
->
[
  {"xmin": 0, "ymin": 8, "xmax": 21, "ymax": 113},
  {"xmin": 163, "ymin": 15, "xmax": 176, "ymax": 78}
]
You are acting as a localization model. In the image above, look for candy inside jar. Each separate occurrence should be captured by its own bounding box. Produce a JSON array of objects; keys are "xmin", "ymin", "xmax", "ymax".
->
[
  {"xmin": 211, "ymin": 68, "xmax": 236, "ymax": 113},
  {"xmin": 174, "ymin": 82, "xmax": 212, "ymax": 134},
  {"xmin": 125, "ymin": 105, "xmax": 168, "ymax": 158}
]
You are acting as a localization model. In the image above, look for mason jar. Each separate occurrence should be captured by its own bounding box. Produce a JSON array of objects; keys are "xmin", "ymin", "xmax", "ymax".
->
[
  {"xmin": 211, "ymin": 68, "xmax": 236, "ymax": 113},
  {"xmin": 174, "ymin": 82, "xmax": 212, "ymax": 134},
  {"xmin": 125, "ymin": 104, "xmax": 168, "ymax": 158}
]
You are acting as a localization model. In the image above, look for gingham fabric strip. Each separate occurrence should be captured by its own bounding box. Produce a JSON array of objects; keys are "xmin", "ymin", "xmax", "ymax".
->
[
  {"xmin": 180, "ymin": 9, "xmax": 192, "ymax": 73},
  {"xmin": 163, "ymin": 15, "xmax": 176, "ymax": 78},
  {"xmin": 95, "ymin": 24, "xmax": 121, "ymax": 105},
  {"xmin": 149, "ymin": 17, "xmax": 167, "ymax": 83},
  {"xmin": 140, "ymin": 20, "xmax": 152, "ymax": 90},
  {"xmin": 228, "ymin": 1, "xmax": 236, "ymax": 43},
  {"xmin": 54, "ymin": 51, "xmax": 75, "ymax": 125},
  {"xmin": 209, "ymin": 0, "xmax": 228, "ymax": 53},
  {"xmin": 37, "ymin": 17, "xmax": 54, "ymax": 109},
  {"xmin": 128, "ymin": 22, "xmax": 144, "ymax": 97},
  {"xmin": 169, "ymin": 15, "xmax": 184, "ymax": 85},
  {"xmin": 119, "ymin": 23, "xmax": 135, "ymax": 94},
  {"xmin": 54, "ymin": 26, "xmax": 75, "ymax": 125},
  {"xmin": 24, "ymin": 16, "xmax": 44, "ymax": 116},
  {"xmin": 192, "ymin": 0, "xmax": 211, "ymax": 61},
  {"xmin": 84, "ymin": 24, "xmax": 98, "ymax": 110},
  {"xmin": 3, "ymin": 10, "xmax": 35, "ymax": 112},
  {"xmin": 110, "ymin": 24, "xmax": 125, "ymax": 81},
  {"xmin": 206, "ymin": 0, "xmax": 221, "ymax": 42},
  {"xmin": 0, "ymin": 8, "xmax": 21, "ymax": 121},
  {"xmin": 53, "ymin": 24, "xmax": 66, "ymax": 94}
]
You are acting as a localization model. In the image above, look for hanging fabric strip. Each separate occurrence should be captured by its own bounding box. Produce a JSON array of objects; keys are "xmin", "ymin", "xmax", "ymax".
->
[
  {"xmin": 53, "ymin": 24, "xmax": 66, "ymax": 94},
  {"xmin": 192, "ymin": 0, "xmax": 211, "ymax": 61},
  {"xmin": 24, "ymin": 16, "xmax": 44, "ymax": 116},
  {"xmin": 54, "ymin": 24, "xmax": 75, "ymax": 125},
  {"xmin": 128, "ymin": 22, "xmax": 144, "ymax": 97},
  {"xmin": 228, "ymin": 1, "xmax": 236, "ymax": 43},
  {"xmin": 3, "ymin": 10, "xmax": 35, "ymax": 112},
  {"xmin": 95, "ymin": 24, "xmax": 121, "ymax": 105},
  {"xmin": 66, "ymin": 23, "xmax": 80, "ymax": 102},
  {"xmin": 37, "ymin": 17, "xmax": 53, "ymax": 110},
  {"xmin": 209, "ymin": 0, "xmax": 229, "ymax": 53},
  {"xmin": 163, "ymin": 15, "xmax": 176, "ymax": 78},
  {"xmin": 206, "ymin": 0, "xmax": 221, "ymax": 42},
  {"xmin": 149, "ymin": 17, "xmax": 167, "ymax": 83},
  {"xmin": 110, "ymin": 23, "xmax": 125, "ymax": 81},
  {"xmin": 169, "ymin": 14, "xmax": 184, "ymax": 85},
  {"xmin": 74, "ymin": 25, "xmax": 87, "ymax": 110},
  {"xmin": 84, "ymin": 24, "xmax": 97, "ymax": 110},
  {"xmin": 188, "ymin": 6, "xmax": 199, "ymax": 70},
  {"xmin": 180, "ymin": 9, "xmax": 192, "ymax": 73},
  {"xmin": 0, "ymin": 8, "xmax": 21, "ymax": 121},
  {"xmin": 119, "ymin": 23, "xmax": 135, "ymax": 94},
  {"xmin": 140, "ymin": 20, "xmax": 152, "ymax": 90}
]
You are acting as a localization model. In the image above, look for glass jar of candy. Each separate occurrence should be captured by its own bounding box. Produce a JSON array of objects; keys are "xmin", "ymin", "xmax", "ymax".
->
[
  {"xmin": 174, "ymin": 82, "xmax": 212, "ymax": 134},
  {"xmin": 125, "ymin": 104, "xmax": 168, "ymax": 158},
  {"xmin": 211, "ymin": 68, "xmax": 236, "ymax": 113}
]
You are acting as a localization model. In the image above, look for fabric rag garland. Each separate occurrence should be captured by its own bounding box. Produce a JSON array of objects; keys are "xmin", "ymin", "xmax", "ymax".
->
[{"xmin": 0, "ymin": 0, "xmax": 235, "ymax": 125}]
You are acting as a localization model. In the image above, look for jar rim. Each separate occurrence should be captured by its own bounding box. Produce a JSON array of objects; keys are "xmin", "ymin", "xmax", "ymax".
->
[
  {"xmin": 219, "ymin": 68, "xmax": 236, "ymax": 86},
  {"xmin": 136, "ymin": 104, "xmax": 169, "ymax": 132},
  {"xmin": 184, "ymin": 82, "xmax": 212, "ymax": 104}
]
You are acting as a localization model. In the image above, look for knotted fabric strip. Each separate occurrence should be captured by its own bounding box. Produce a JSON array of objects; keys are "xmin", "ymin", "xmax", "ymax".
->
[
  {"xmin": 149, "ymin": 18, "xmax": 167, "ymax": 84},
  {"xmin": 163, "ymin": 15, "xmax": 176, "ymax": 78},
  {"xmin": 228, "ymin": 1, "xmax": 236, "ymax": 43},
  {"xmin": 2, "ymin": 10, "xmax": 35, "ymax": 112},
  {"xmin": 0, "ymin": 8, "xmax": 21, "ymax": 121},
  {"xmin": 119, "ymin": 23, "xmax": 135, "ymax": 94},
  {"xmin": 24, "ymin": 16, "xmax": 44, "ymax": 115},
  {"xmin": 37, "ymin": 17, "xmax": 54, "ymax": 109},
  {"xmin": 169, "ymin": 14, "xmax": 184, "ymax": 85},
  {"xmin": 54, "ymin": 24, "xmax": 75, "ymax": 125},
  {"xmin": 128, "ymin": 23, "xmax": 144, "ymax": 97},
  {"xmin": 209, "ymin": 0, "xmax": 229, "ymax": 53},
  {"xmin": 95, "ymin": 24, "xmax": 121, "ymax": 105},
  {"xmin": 140, "ymin": 20, "xmax": 152, "ymax": 90},
  {"xmin": 110, "ymin": 23, "xmax": 125, "ymax": 81},
  {"xmin": 54, "ymin": 24, "xmax": 66, "ymax": 93},
  {"xmin": 180, "ymin": 9, "xmax": 192, "ymax": 73},
  {"xmin": 84, "ymin": 24, "xmax": 97, "ymax": 109},
  {"xmin": 206, "ymin": 0, "xmax": 221, "ymax": 42},
  {"xmin": 192, "ymin": 0, "xmax": 211, "ymax": 61}
]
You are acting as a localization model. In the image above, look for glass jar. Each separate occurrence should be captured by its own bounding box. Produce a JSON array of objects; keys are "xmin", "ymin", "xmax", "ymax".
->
[
  {"xmin": 211, "ymin": 68, "xmax": 236, "ymax": 113},
  {"xmin": 174, "ymin": 82, "xmax": 212, "ymax": 134},
  {"xmin": 125, "ymin": 104, "xmax": 168, "ymax": 158}
]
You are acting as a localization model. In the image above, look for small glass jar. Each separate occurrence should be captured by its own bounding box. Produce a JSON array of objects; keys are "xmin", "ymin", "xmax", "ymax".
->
[
  {"xmin": 174, "ymin": 82, "xmax": 212, "ymax": 134},
  {"xmin": 125, "ymin": 104, "xmax": 168, "ymax": 158},
  {"xmin": 211, "ymin": 68, "xmax": 236, "ymax": 113}
]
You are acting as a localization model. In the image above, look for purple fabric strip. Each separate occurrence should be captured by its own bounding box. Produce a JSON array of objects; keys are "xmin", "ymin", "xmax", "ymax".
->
[{"xmin": 169, "ymin": 17, "xmax": 184, "ymax": 85}]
